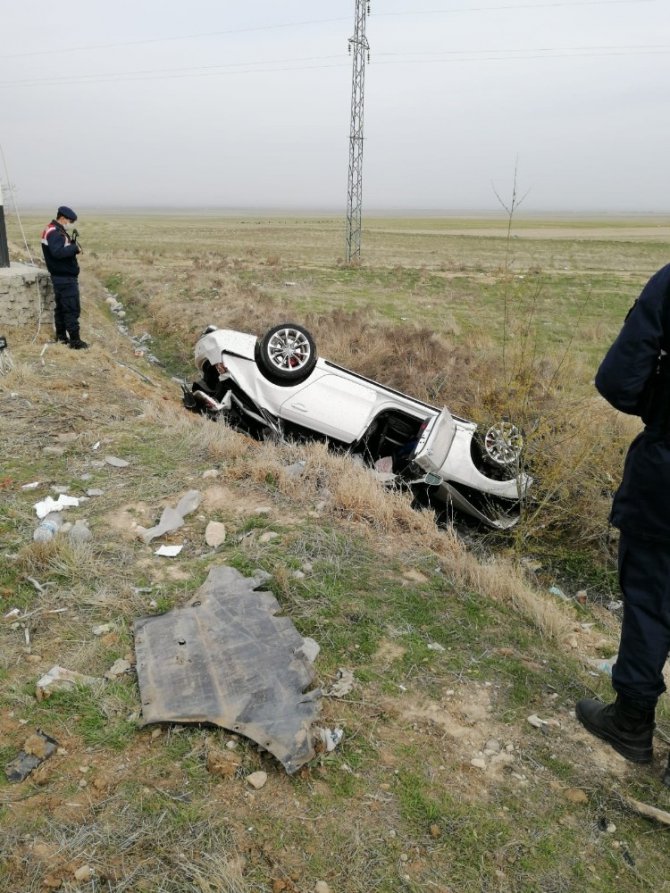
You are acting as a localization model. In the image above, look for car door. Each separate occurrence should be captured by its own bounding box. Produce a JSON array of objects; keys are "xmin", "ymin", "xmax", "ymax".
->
[
  {"xmin": 411, "ymin": 409, "xmax": 457, "ymax": 477},
  {"xmin": 278, "ymin": 373, "xmax": 379, "ymax": 443}
]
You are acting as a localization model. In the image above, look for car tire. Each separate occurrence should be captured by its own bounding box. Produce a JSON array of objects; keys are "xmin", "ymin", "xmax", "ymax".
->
[{"xmin": 256, "ymin": 323, "xmax": 317, "ymax": 384}]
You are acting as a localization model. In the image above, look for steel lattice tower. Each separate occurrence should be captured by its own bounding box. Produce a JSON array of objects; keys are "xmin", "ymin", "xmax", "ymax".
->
[{"xmin": 345, "ymin": 0, "xmax": 370, "ymax": 262}]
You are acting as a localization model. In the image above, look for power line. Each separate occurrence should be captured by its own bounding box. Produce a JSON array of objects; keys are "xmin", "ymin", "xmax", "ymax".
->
[
  {"xmin": 1, "ymin": 0, "xmax": 654, "ymax": 59},
  {"xmin": 0, "ymin": 43, "xmax": 665, "ymax": 90}
]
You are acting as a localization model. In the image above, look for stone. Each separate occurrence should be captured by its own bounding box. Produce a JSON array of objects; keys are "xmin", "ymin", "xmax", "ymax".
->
[
  {"xmin": 246, "ymin": 770, "xmax": 268, "ymax": 790},
  {"xmin": 104, "ymin": 658, "xmax": 131, "ymax": 680},
  {"xmin": 259, "ymin": 531, "xmax": 278, "ymax": 544},
  {"xmin": 74, "ymin": 865, "xmax": 92, "ymax": 882},
  {"xmin": 315, "ymin": 883, "xmax": 332, "ymax": 893},
  {"xmin": 105, "ymin": 456, "xmax": 129, "ymax": 468},
  {"xmin": 470, "ymin": 758, "xmax": 487, "ymax": 770},
  {"xmin": 205, "ymin": 521, "xmax": 227, "ymax": 547}
]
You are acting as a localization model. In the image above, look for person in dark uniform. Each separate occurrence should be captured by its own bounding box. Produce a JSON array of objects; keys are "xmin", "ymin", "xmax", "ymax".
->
[
  {"xmin": 576, "ymin": 264, "xmax": 670, "ymax": 780},
  {"xmin": 41, "ymin": 205, "xmax": 88, "ymax": 349}
]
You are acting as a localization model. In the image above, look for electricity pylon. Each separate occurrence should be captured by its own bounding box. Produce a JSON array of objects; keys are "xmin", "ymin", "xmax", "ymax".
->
[{"xmin": 345, "ymin": 0, "xmax": 370, "ymax": 263}]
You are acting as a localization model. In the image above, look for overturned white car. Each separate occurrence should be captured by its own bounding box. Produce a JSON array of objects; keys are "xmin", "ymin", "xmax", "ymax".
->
[{"xmin": 182, "ymin": 323, "xmax": 530, "ymax": 529}]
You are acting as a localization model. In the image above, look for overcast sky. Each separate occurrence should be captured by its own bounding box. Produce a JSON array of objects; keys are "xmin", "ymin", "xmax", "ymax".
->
[{"xmin": 0, "ymin": 0, "xmax": 668, "ymax": 212}]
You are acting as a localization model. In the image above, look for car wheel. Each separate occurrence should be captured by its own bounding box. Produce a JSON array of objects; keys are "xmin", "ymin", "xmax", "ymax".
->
[
  {"xmin": 483, "ymin": 421, "xmax": 523, "ymax": 466},
  {"xmin": 256, "ymin": 323, "xmax": 317, "ymax": 383}
]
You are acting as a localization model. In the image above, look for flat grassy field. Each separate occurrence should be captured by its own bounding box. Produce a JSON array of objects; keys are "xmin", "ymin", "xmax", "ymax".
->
[{"xmin": 2, "ymin": 213, "xmax": 670, "ymax": 892}]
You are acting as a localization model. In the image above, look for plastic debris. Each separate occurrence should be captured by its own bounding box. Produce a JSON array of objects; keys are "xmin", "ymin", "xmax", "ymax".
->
[
  {"xmin": 140, "ymin": 489, "xmax": 201, "ymax": 543},
  {"xmin": 33, "ymin": 494, "xmax": 80, "ymax": 520},
  {"xmin": 33, "ymin": 513, "xmax": 64, "ymax": 542},
  {"xmin": 5, "ymin": 730, "xmax": 58, "ymax": 783},
  {"xmin": 134, "ymin": 565, "xmax": 324, "ymax": 773},
  {"xmin": 427, "ymin": 642, "xmax": 446, "ymax": 652},
  {"xmin": 319, "ymin": 727, "xmax": 344, "ymax": 752},
  {"xmin": 155, "ymin": 545, "xmax": 183, "ymax": 557},
  {"xmin": 21, "ymin": 481, "xmax": 42, "ymax": 491},
  {"xmin": 589, "ymin": 655, "xmax": 617, "ymax": 676},
  {"xmin": 548, "ymin": 585, "xmax": 568, "ymax": 600}
]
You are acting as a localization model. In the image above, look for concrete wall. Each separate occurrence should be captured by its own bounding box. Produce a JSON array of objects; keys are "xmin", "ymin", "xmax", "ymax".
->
[{"xmin": 0, "ymin": 263, "xmax": 54, "ymax": 329}]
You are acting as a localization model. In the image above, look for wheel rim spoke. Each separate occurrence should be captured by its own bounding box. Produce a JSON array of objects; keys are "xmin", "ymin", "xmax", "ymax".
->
[{"xmin": 268, "ymin": 329, "xmax": 310, "ymax": 371}]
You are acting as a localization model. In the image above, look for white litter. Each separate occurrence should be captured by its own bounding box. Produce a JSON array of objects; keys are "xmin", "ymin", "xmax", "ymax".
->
[
  {"xmin": 155, "ymin": 545, "xmax": 183, "ymax": 557},
  {"xmin": 34, "ymin": 494, "xmax": 80, "ymax": 519},
  {"xmin": 21, "ymin": 481, "xmax": 42, "ymax": 491}
]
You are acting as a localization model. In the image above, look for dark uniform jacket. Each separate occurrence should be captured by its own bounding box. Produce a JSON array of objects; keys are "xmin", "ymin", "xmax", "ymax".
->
[
  {"xmin": 595, "ymin": 263, "xmax": 670, "ymax": 542},
  {"xmin": 41, "ymin": 220, "xmax": 80, "ymax": 278}
]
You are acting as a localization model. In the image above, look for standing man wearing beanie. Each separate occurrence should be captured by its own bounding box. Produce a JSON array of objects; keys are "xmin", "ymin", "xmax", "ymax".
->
[
  {"xmin": 41, "ymin": 205, "xmax": 88, "ymax": 349},
  {"xmin": 576, "ymin": 263, "xmax": 670, "ymax": 779}
]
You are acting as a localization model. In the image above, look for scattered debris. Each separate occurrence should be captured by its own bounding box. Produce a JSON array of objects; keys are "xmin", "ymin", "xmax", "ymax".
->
[
  {"xmin": 5, "ymin": 730, "xmax": 58, "ymax": 783},
  {"xmin": 36, "ymin": 666, "xmax": 101, "ymax": 701},
  {"xmin": 427, "ymin": 642, "xmax": 446, "ymax": 653},
  {"xmin": 21, "ymin": 481, "xmax": 42, "ymax": 491},
  {"xmin": 86, "ymin": 488, "xmax": 104, "ymax": 497},
  {"xmin": 589, "ymin": 655, "xmax": 617, "ymax": 676},
  {"xmin": 33, "ymin": 513, "xmax": 64, "ymax": 542},
  {"xmin": 318, "ymin": 727, "xmax": 344, "ymax": 752},
  {"xmin": 92, "ymin": 623, "xmax": 115, "ymax": 636},
  {"xmin": 34, "ymin": 494, "xmax": 79, "ymax": 520},
  {"xmin": 325, "ymin": 668, "xmax": 354, "ymax": 698},
  {"xmin": 134, "ymin": 565, "xmax": 324, "ymax": 773},
  {"xmin": 139, "ymin": 489, "xmax": 201, "ymax": 543},
  {"xmin": 548, "ymin": 585, "xmax": 569, "ymax": 601},
  {"xmin": 105, "ymin": 455, "xmax": 129, "ymax": 468},
  {"xmin": 527, "ymin": 714, "xmax": 549, "ymax": 729},
  {"xmin": 607, "ymin": 600, "xmax": 624, "ymax": 612},
  {"xmin": 155, "ymin": 544, "xmax": 183, "ymax": 558}
]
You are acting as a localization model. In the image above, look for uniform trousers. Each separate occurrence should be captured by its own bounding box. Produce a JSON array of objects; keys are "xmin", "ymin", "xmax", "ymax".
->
[{"xmin": 613, "ymin": 531, "xmax": 670, "ymax": 708}]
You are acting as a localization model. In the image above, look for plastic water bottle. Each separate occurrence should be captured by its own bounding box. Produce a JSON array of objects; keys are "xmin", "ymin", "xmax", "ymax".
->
[{"xmin": 33, "ymin": 512, "xmax": 63, "ymax": 543}]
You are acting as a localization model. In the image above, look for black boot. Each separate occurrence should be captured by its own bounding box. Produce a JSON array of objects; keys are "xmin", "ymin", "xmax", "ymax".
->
[
  {"xmin": 69, "ymin": 338, "xmax": 89, "ymax": 350},
  {"xmin": 54, "ymin": 332, "xmax": 69, "ymax": 345},
  {"xmin": 575, "ymin": 695, "xmax": 654, "ymax": 763}
]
